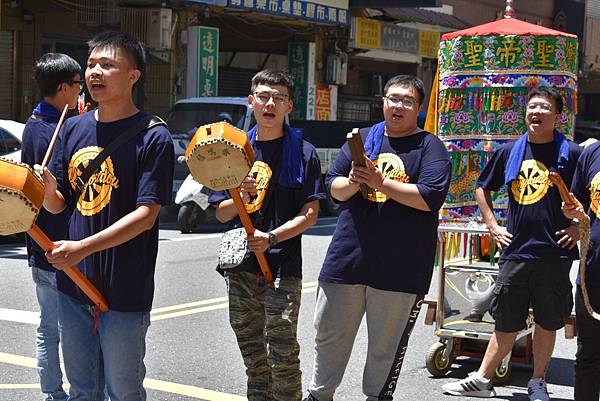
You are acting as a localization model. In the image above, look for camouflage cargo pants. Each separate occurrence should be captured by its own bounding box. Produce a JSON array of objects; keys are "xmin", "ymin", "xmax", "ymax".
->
[{"xmin": 225, "ymin": 271, "xmax": 303, "ymax": 401}]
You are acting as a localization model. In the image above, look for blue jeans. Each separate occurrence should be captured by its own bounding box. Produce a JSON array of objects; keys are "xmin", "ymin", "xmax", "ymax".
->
[
  {"xmin": 32, "ymin": 267, "xmax": 68, "ymax": 401},
  {"xmin": 58, "ymin": 292, "xmax": 150, "ymax": 401}
]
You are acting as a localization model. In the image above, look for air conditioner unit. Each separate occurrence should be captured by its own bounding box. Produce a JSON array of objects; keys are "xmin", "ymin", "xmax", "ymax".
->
[
  {"xmin": 146, "ymin": 8, "xmax": 172, "ymax": 50},
  {"xmin": 121, "ymin": 8, "xmax": 172, "ymax": 50}
]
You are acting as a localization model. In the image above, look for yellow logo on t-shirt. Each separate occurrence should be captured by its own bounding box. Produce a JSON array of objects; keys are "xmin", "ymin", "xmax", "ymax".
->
[
  {"xmin": 245, "ymin": 161, "xmax": 272, "ymax": 214},
  {"xmin": 367, "ymin": 153, "xmax": 410, "ymax": 203},
  {"xmin": 68, "ymin": 146, "xmax": 120, "ymax": 216},
  {"xmin": 511, "ymin": 159, "xmax": 551, "ymax": 205},
  {"xmin": 589, "ymin": 172, "xmax": 600, "ymax": 218}
]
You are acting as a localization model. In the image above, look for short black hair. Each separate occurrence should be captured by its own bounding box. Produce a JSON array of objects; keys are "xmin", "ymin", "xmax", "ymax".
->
[
  {"xmin": 33, "ymin": 53, "xmax": 81, "ymax": 98},
  {"xmin": 251, "ymin": 69, "xmax": 293, "ymax": 96},
  {"xmin": 527, "ymin": 86, "xmax": 563, "ymax": 114},
  {"xmin": 383, "ymin": 75, "xmax": 425, "ymax": 104},
  {"xmin": 87, "ymin": 31, "xmax": 146, "ymax": 76}
]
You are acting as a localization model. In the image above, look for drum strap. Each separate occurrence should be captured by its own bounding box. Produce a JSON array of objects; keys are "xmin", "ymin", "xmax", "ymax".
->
[{"xmin": 73, "ymin": 115, "xmax": 166, "ymax": 204}]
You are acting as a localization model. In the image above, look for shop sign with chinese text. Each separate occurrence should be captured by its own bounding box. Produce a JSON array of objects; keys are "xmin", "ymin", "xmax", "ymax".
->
[
  {"xmin": 228, "ymin": 0, "xmax": 349, "ymax": 26},
  {"xmin": 198, "ymin": 26, "xmax": 219, "ymax": 96}
]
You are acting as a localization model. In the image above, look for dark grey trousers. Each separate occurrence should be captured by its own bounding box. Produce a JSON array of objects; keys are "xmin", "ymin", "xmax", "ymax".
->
[{"xmin": 308, "ymin": 282, "xmax": 423, "ymax": 401}]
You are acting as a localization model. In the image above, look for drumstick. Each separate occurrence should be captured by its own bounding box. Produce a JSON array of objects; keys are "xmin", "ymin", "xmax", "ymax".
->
[
  {"xmin": 549, "ymin": 172, "xmax": 600, "ymax": 321},
  {"xmin": 346, "ymin": 128, "xmax": 369, "ymax": 199},
  {"xmin": 40, "ymin": 103, "xmax": 69, "ymax": 171},
  {"xmin": 548, "ymin": 171, "xmax": 578, "ymax": 206},
  {"xmin": 27, "ymin": 224, "xmax": 109, "ymax": 312},
  {"xmin": 228, "ymin": 188, "xmax": 274, "ymax": 283}
]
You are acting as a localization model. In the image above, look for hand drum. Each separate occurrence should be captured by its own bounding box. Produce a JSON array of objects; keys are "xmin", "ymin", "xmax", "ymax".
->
[
  {"xmin": 0, "ymin": 158, "xmax": 45, "ymax": 235},
  {"xmin": 185, "ymin": 122, "xmax": 255, "ymax": 191}
]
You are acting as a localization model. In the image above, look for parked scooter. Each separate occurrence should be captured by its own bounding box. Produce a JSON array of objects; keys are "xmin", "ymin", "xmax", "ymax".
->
[{"xmin": 174, "ymin": 174, "xmax": 211, "ymax": 233}]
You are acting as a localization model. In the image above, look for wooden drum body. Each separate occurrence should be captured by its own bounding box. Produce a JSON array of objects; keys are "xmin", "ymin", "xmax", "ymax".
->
[
  {"xmin": 186, "ymin": 122, "xmax": 255, "ymax": 191},
  {"xmin": 0, "ymin": 158, "xmax": 44, "ymax": 235}
]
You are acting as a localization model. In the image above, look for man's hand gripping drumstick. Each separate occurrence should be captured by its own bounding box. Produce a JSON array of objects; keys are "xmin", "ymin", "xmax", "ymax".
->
[{"xmin": 549, "ymin": 171, "xmax": 599, "ymax": 320}]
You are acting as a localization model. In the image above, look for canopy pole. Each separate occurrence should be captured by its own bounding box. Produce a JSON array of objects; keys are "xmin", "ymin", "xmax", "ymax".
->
[{"xmin": 504, "ymin": 0, "xmax": 515, "ymax": 18}]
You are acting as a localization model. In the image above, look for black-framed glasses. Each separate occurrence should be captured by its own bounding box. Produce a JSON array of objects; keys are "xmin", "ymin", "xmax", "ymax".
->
[
  {"xmin": 253, "ymin": 91, "xmax": 289, "ymax": 104},
  {"xmin": 68, "ymin": 80, "xmax": 85, "ymax": 95},
  {"xmin": 383, "ymin": 95, "xmax": 417, "ymax": 109}
]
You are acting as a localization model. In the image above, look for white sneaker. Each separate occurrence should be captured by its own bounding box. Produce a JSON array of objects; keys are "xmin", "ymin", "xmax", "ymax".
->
[
  {"xmin": 527, "ymin": 378, "xmax": 550, "ymax": 401},
  {"xmin": 442, "ymin": 372, "xmax": 496, "ymax": 398}
]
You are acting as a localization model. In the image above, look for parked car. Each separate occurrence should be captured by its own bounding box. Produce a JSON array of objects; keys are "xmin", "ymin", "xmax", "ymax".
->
[
  {"xmin": 0, "ymin": 119, "xmax": 24, "ymax": 162},
  {"xmin": 574, "ymin": 120, "xmax": 600, "ymax": 144}
]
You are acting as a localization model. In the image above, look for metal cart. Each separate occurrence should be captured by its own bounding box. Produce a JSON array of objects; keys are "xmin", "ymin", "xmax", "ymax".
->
[{"xmin": 422, "ymin": 224, "xmax": 534, "ymax": 383}]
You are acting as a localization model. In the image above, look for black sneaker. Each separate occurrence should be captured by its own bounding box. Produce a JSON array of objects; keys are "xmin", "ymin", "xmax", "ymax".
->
[
  {"xmin": 303, "ymin": 393, "xmax": 332, "ymax": 401},
  {"xmin": 464, "ymin": 312, "xmax": 484, "ymax": 322}
]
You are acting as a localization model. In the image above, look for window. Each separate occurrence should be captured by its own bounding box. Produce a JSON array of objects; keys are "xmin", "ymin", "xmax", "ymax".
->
[{"xmin": 0, "ymin": 128, "xmax": 20, "ymax": 156}]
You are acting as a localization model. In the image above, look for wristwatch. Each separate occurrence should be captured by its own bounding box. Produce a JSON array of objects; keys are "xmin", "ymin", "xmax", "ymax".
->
[{"xmin": 268, "ymin": 231, "xmax": 278, "ymax": 248}]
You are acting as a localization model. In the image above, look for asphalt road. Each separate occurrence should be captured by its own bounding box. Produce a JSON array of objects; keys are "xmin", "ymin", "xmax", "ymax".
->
[{"xmin": 0, "ymin": 216, "xmax": 578, "ymax": 401}]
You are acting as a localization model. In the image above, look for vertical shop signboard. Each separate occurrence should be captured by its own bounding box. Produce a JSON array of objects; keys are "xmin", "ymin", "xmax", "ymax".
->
[
  {"xmin": 307, "ymin": 85, "xmax": 338, "ymax": 121},
  {"xmin": 419, "ymin": 29, "xmax": 440, "ymax": 58},
  {"xmin": 352, "ymin": 17, "xmax": 381, "ymax": 49},
  {"xmin": 288, "ymin": 42, "xmax": 315, "ymax": 120},
  {"xmin": 198, "ymin": 26, "xmax": 219, "ymax": 96}
]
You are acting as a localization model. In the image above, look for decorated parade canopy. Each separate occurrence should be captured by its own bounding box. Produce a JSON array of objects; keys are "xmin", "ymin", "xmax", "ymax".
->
[{"xmin": 425, "ymin": 1, "xmax": 579, "ymax": 222}]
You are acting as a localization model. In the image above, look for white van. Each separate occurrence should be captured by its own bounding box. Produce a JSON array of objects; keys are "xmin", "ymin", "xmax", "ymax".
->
[{"xmin": 166, "ymin": 97, "xmax": 254, "ymax": 195}]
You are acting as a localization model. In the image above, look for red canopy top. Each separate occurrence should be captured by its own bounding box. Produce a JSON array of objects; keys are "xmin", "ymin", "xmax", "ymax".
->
[{"xmin": 441, "ymin": 17, "xmax": 577, "ymax": 40}]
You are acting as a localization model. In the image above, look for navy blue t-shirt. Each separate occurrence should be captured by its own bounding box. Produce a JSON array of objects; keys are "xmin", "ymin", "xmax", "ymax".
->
[
  {"xmin": 21, "ymin": 115, "xmax": 71, "ymax": 272},
  {"xmin": 319, "ymin": 129, "xmax": 451, "ymax": 295},
  {"xmin": 50, "ymin": 111, "xmax": 174, "ymax": 312},
  {"xmin": 570, "ymin": 141, "xmax": 600, "ymax": 287},
  {"xmin": 477, "ymin": 138, "xmax": 582, "ymax": 260},
  {"xmin": 209, "ymin": 137, "xmax": 325, "ymax": 279}
]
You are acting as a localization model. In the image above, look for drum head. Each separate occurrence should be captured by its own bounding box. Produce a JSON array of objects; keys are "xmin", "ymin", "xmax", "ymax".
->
[
  {"xmin": 0, "ymin": 188, "xmax": 38, "ymax": 235},
  {"xmin": 187, "ymin": 140, "xmax": 252, "ymax": 191}
]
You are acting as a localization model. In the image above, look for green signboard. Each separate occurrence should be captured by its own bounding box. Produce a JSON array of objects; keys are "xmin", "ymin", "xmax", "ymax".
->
[
  {"xmin": 288, "ymin": 42, "xmax": 315, "ymax": 120},
  {"xmin": 198, "ymin": 26, "xmax": 219, "ymax": 96}
]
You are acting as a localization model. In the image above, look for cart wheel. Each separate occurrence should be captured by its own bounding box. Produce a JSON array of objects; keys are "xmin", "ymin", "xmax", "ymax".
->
[
  {"xmin": 494, "ymin": 360, "xmax": 512, "ymax": 384},
  {"xmin": 426, "ymin": 342, "xmax": 453, "ymax": 376}
]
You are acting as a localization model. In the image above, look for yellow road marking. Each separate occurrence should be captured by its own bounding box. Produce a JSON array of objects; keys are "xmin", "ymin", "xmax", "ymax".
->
[
  {"xmin": 144, "ymin": 378, "xmax": 246, "ymax": 400},
  {"xmin": 0, "ymin": 352, "xmax": 245, "ymax": 400},
  {"xmin": 151, "ymin": 303, "xmax": 230, "ymax": 321},
  {"xmin": 0, "ymin": 384, "xmax": 40, "ymax": 389},
  {"xmin": 152, "ymin": 296, "xmax": 229, "ymax": 314},
  {"xmin": 150, "ymin": 281, "xmax": 319, "ymax": 322},
  {"xmin": 0, "ymin": 352, "xmax": 36, "ymax": 368}
]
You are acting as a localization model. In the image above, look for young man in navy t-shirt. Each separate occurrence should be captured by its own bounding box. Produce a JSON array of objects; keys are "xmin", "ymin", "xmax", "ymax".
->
[
  {"xmin": 39, "ymin": 32, "xmax": 174, "ymax": 401},
  {"xmin": 21, "ymin": 52, "xmax": 82, "ymax": 401},
  {"xmin": 443, "ymin": 87, "xmax": 582, "ymax": 400},
  {"xmin": 209, "ymin": 69, "xmax": 324, "ymax": 401},
  {"xmin": 304, "ymin": 75, "xmax": 451, "ymax": 401},
  {"xmin": 563, "ymin": 141, "xmax": 600, "ymax": 401}
]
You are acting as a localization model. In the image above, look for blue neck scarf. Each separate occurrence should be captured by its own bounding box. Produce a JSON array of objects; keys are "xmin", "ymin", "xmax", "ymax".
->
[
  {"xmin": 32, "ymin": 100, "xmax": 62, "ymax": 123},
  {"xmin": 363, "ymin": 121, "xmax": 387, "ymax": 160},
  {"xmin": 248, "ymin": 124, "xmax": 304, "ymax": 187},
  {"xmin": 504, "ymin": 130, "xmax": 570, "ymax": 184}
]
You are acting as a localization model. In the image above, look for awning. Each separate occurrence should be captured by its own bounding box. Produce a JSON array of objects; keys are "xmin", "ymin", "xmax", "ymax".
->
[
  {"xmin": 226, "ymin": 0, "xmax": 350, "ymax": 26},
  {"xmin": 442, "ymin": 16, "xmax": 577, "ymax": 40},
  {"xmin": 379, "ymin": 7, "xmax": 469, "ymax": 30},
  {"xmin": 350, "ymin": 0, "xmax": 440, "ymax": 6},
  {"xmin": 178, "ymin": 0, "xmax": 228, "ymax": 4}
]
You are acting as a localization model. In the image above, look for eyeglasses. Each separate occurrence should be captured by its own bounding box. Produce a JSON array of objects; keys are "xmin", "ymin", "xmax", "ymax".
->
[
  {"xmin": 383, "ymin": 96, "xmax": 417, "ymax": 109},
  {"xmin": 253, "ymin": 91, "xmax": 289, "ymax": 104},
  {"xmin": 526, "ymin": 102, "xmax": 553, "ymax": 112},
  {"xmin": 68, "ymin": 80, "xmax": 85, "ymax": 95}
]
